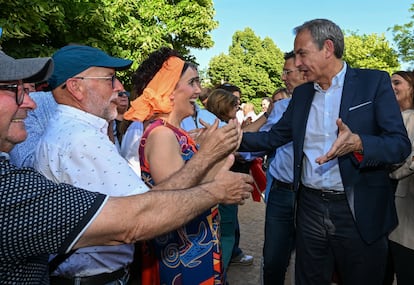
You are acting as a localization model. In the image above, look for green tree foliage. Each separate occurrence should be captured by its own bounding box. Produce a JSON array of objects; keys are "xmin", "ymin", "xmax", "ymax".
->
[
  {"xmin": 0, "ymin": 0, "xmax": 218, "ymax": 86},
  {"xmin": 207, "ymin": 28, "xmax": 284, "ymax": 104},
  {"xmin": 390, "ymin": 4, "xmax": 414, "ymax": 66},
  {"xmin": 343, "ymin": 32, "xmax": 400, "ymax": 74},
  {"xmin": 103, "ymin": 0, "xmax": 218, "ymax": 67},
  {"xmin": 0, "ymin": 0, "xmax": 112, "ymax": 58}
]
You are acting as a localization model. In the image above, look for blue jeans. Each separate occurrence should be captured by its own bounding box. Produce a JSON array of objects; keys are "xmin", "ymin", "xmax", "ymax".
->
[{"xmin": 263, "ymin": 180, "xmax": 296, "ymax": 285}]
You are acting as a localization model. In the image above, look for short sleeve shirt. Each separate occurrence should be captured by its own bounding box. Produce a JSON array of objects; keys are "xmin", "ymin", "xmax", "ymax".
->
[
  {"xmin": 0, "ymin": 155, "xmax": 107, "ymax": 284},
  {"xmin": 33, "ymin": 105, "xmax": 148, "ymax": 276}
]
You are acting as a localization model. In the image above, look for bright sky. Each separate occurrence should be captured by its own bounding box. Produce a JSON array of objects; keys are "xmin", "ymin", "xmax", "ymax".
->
[{"xmin": 191, "ymin": 0, "xmax": 413, "ymax": 70}]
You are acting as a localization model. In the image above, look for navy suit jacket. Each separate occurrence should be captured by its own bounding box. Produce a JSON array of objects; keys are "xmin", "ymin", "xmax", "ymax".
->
[{"xmin": 240, "ymin": 66, "xmax": 411, "ymax": 243}]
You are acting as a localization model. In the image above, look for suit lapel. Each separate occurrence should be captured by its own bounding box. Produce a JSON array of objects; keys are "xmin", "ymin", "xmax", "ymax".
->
[
  {"xmin": 339, "ymin": 66, "xmax": 358, "ymax": 123},
  {"xmin": 294, "ymin": 83, "xmax": 315, "ymax": 173}
]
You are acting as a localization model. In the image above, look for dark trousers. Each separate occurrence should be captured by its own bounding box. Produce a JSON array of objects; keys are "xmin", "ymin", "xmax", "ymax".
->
[
  {"xmin": 219, "ymin": 204, "xmax": 238, "ymax": 270},
  {"xmin": 230, "ymin": 159, "xmax": 252, "ymax": 259},
  {"xmin": 263, "ymin": 180, "xmax": 296, "ymax": 285},
  {"xmin": 295, "ymin": 186, "xmax": 388, "ymax": 285},
  {"xmin": 382, "ymin": 241, "xmax": 395, "ymax": 285},
  {"xmin": 390, "ymin": 240, "xmax": 414, "ymax": 285}
]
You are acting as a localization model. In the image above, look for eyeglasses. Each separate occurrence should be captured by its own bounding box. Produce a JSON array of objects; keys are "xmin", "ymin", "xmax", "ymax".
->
[
  {"xmin": 282, "ymin": 68, "xmax": 299, "ymax": 76},
  {"xmin": 72, "ymin": 74, "xmax": 117, "ymax": 89},
  {"xmin": 0, "ymin": 81, "xmax": 26, "ymax": 106},
  {"xmin": 118, "ymin": 91, "xmax": 130, "ymax": 97}
]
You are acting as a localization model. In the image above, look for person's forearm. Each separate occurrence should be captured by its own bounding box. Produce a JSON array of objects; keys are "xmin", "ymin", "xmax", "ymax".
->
[
  {"xmin": 154, "ymin": 124, "xmax": 239, "ymax": 189},
  {"xmin": 76, "ymin": 157, "xmax": 253, "ymax": 248},
  {"xmin": 154, "ymin": 121, "xmax": 242, "ymax": 189},
  {"xmin": 154, "ymin": 151, "xmax": 215, "ymax": 189},
  {"xmin": 75, "ymin": 185, "xmax": 218, "ymax": 248},
  {"xmin": 242, "ymin": 114, "xmax": 267, "ymax": 132}
]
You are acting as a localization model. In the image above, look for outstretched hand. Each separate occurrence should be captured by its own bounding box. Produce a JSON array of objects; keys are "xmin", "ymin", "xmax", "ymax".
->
[
  {"xmin": 196, "ymin": 118, "xmax": 242, "ymax": 164},
  {"xmin": 316, "ymin": 118, "xmax": 363, "ymax": 165},
  {"xmin": 207, "ymin": 154, "xmax": 253, "ymax": 205}
]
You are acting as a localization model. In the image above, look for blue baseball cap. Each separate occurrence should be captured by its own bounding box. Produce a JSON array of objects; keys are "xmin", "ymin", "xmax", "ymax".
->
[{"xmin": 48, "ymin": 45, "xmax": 133, "ymax": 90}]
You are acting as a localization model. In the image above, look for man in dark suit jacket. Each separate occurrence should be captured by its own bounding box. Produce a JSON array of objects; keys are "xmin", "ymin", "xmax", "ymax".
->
[{"xmin": 240, "ymin": 19, "xmax": 411, "ymax": 285}]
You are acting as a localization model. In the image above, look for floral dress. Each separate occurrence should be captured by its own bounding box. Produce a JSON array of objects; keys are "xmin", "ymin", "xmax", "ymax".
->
[{"xmin": 139, "ymin": 119, "xmax": 223, "ymax": 285}]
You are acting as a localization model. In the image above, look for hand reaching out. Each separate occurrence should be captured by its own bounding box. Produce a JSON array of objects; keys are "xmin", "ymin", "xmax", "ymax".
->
[
  {"xmin": 196, "ymin": 118, "xmax": 242, "ymax": 164},
  {"xmin": 206, "ymin": 154, "xmax": 253, "ymax": 205}
]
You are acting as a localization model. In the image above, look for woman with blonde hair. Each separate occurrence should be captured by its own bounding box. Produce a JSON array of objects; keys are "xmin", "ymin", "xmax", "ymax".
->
[{"xmin": 206, "ymin": 88, "xmax": 239, "ymax": 123}]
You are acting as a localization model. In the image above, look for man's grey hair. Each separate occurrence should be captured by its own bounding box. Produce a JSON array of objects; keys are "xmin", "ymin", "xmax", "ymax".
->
[{"xmin": 294, "ymin": 19, "xmax": 344, "ymax": 59}]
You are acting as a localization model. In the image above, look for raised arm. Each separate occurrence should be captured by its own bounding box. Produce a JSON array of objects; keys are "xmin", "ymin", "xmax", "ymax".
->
[
  {"xmin": 154, "ymin": 119, "xmax": 242, "ymax": 189},
  {"xmin": 74, "ymin": 155, "xmax": 253, "ymax": 248}
]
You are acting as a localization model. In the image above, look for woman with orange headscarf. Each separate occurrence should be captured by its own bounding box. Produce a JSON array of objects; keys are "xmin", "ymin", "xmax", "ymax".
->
[{"xmin": 124, "ymin": 47, "xmax": 224, "ymax": 285}]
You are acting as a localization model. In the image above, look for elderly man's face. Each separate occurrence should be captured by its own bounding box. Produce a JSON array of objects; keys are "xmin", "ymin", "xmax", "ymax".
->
[
  {"xmin": 0, "ymin": 81, "xmax": 35, "ymax": 152},
  {"xmin": 76, "ymin": 67, "xmax": 123, "ymax": 122},
  {"xmin": 294, "ymin": 29, "xmax": 327, "ymax": 85}
]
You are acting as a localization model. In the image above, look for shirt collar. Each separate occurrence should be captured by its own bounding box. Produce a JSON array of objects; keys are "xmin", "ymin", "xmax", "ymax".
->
[
  {"xmin": 314, "ymin": 61, "xmax": 347, "ymax": 92},
  {"xmin": 0, "ymin": 152, "xmax": 10, "ymax": 161},
  {"xmin": 57, "ymin": 104, "xmax": 109, "ymax": 133}
]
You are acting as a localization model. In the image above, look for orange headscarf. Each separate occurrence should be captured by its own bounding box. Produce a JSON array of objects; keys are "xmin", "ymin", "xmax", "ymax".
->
[{"xmin": 124, "ymin": 56, "xmax": 185, "ymax": 122}]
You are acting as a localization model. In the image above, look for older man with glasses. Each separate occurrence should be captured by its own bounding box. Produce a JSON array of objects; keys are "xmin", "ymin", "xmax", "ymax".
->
[
  {"xmin": 32, "ymin": 45, "xmax": 146, "ymax": 284},
  {"xmin": 0, "ymin": 81, "xmax": 27, "ymax": 104},
  {"xmin": 281, "ymin": 51, "xmax": 306, "ymax": 95}
]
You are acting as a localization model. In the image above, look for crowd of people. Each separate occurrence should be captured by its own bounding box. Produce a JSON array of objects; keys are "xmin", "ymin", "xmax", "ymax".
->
[{"xmin": 1, "ymin": 17, "xmax": 414, "ymax": 285}]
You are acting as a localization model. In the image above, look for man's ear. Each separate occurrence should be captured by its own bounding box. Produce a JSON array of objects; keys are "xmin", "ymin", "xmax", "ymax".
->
[
  {"xmin": 324, "ymin": 39, "xmax": 335, "ymax": 59},
  {"xmin": 65, "ymin": 78, "xmax": 84, "ymax": 101}
]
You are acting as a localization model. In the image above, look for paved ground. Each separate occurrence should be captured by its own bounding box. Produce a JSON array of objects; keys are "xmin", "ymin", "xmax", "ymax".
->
[
  {"xmin": 226, "ymin": 197, "xmax": 267, "ymax": 285},
  {"xmin": 224, "ymin": 198, "xmax": 297, "ymax": 285}
]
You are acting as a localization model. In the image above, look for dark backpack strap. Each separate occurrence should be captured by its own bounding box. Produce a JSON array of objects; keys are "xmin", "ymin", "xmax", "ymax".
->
[{"xmin": 49, "ymin": 250, "xmax": 76, "ymax": 274}]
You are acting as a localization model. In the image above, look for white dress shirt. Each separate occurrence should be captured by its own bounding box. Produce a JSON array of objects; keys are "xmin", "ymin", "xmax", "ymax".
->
[
  {"xmin": 34, "ymin": 104, "xmax": 149, "ymax": 277},
  {"xmin": 301, "ymin": 63, "xmax": 347, "ymax": 191}
]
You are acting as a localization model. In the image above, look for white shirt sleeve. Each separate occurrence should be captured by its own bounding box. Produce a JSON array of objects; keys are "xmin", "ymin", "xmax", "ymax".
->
[
  {"xmin": 34, "ymin": 111, "xmax": 148, "ymax": 196},
  {"xmin": 120, "ymin": 121, "xmax": 144, "ymax": 177}
]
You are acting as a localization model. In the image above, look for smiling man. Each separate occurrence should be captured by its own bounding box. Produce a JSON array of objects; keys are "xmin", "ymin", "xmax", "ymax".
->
[
  {"xmin": 0, "ymin": 52, "xmax": 53, "ymax": 151},
  {"xmin": 32, "ymin": 45, "xmax": 150, "ymax": 284},
  {"xmin": 239, "ymin": 19, "xmax": 411, "ymax": 285}
]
